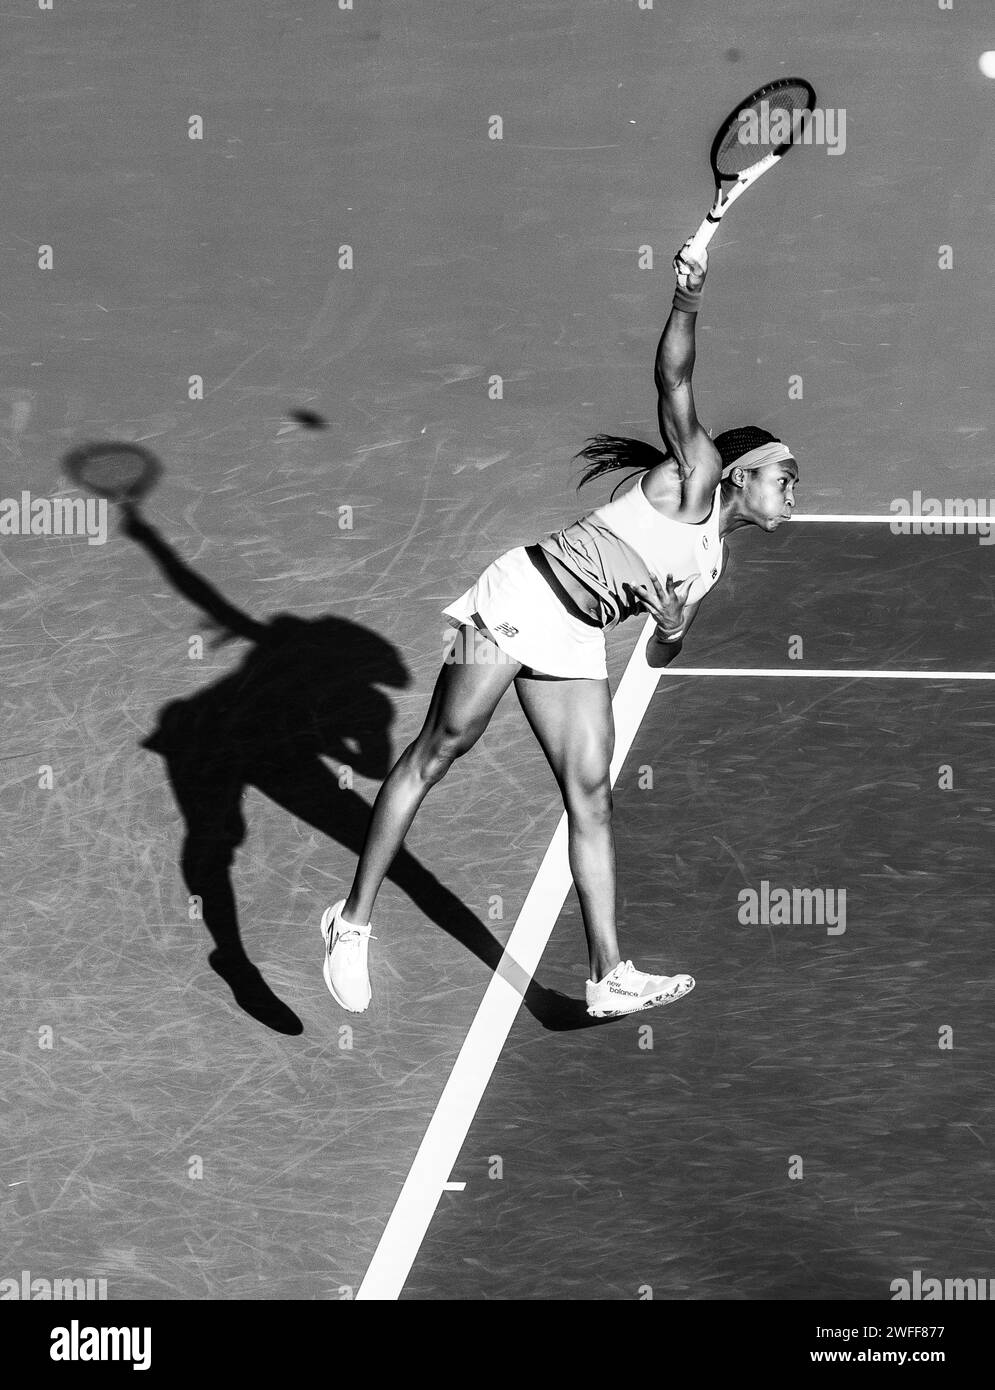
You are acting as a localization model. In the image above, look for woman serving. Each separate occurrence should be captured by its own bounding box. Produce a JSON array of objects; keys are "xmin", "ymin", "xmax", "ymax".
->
[{"xmin": 320, "ymin": 242, "xmax": 799, "ymax": 1018}]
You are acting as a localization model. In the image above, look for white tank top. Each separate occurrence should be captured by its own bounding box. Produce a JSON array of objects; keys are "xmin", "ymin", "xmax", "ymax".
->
[{"xmin": 537, "ymin": 473, "xmax": 725, "ymax": 629}]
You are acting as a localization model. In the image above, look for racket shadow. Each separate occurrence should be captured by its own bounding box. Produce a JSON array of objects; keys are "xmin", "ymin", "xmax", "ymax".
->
[{"xmin": 124, "ymin": 508, "xmax": 591, "ymax": 1034}]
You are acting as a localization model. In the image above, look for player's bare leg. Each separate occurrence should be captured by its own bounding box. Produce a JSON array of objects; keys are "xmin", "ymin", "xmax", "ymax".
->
[
  {"xmin": 514, "ymin": 674, "xmax": 694, "ymax": 1017},
  {"xmin": 512, "ymin": 674, "xmax": 620, "ymax": 979},
  {"xmin": 320, "ymin": 624, "xmax": 520, "ymax": 1011}
]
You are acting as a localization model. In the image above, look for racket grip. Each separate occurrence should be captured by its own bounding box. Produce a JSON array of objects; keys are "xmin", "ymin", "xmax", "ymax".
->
[{"xmin": 684, "ymin": 217, "xmax": 720, "ymax": 265}]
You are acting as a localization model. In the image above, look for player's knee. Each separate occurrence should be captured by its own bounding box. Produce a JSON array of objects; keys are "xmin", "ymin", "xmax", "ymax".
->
[
  {"xmin": 563, "ymin": 770, "xmax": 613, "ymax": 823},
  {"xmin": 415, "ymin": 718, "xmax": 486, "ymax": 784}
]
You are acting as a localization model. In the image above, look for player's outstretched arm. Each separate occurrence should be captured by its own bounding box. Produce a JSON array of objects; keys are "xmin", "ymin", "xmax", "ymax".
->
[{"xmin": 654, "ymin": 244, "xmax": 722, "ymax": 518}]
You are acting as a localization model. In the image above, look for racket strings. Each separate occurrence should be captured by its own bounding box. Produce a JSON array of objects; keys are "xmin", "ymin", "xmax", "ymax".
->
[{"xmin": 714, "ymin": 81, "xmax": 814, "ymax": 175}]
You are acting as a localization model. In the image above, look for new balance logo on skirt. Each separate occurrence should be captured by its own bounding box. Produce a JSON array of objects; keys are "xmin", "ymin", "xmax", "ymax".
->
[{"xmin": 493, "ymin": 622, "xmax": 519, "ymax": 637}]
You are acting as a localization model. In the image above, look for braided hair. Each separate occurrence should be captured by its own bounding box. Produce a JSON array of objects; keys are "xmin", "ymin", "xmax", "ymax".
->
[
  {"xmin": 574, "ymin": 426, "xmax": 781, "ymax": 495},
  {"xmin": 712, "ymin": 426, "xmax": 780, "ymax": 472}
]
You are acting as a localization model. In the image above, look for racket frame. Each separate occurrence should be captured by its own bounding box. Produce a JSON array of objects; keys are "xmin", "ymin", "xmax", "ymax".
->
[
  {"xmin": 684, "ymin": 77, "xmax": 816, "ymax": 264},
  {"xmin": 63, "ymin": 441, "xmax": 162, "ymax": 502}
]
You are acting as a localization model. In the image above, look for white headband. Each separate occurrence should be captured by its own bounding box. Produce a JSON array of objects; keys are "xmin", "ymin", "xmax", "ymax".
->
[{"xmin": 720, "ymin": 441, "xmax": 795, "ymax": 480}]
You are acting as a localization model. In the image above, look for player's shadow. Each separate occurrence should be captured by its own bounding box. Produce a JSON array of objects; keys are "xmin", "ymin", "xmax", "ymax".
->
[{"xmin": 125, "ymin": 507, "xmax": 596, "ymax": 1035}]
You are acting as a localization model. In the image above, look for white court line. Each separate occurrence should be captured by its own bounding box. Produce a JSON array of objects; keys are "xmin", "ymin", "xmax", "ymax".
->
[
  {"xmin": 356, "ymin": 618, "xmax": 663, "ymax": 1300},
  {"xmin": 666, "ymin": 668, "xmax": 995, "ymax": 680},
  {"xmin": 792, "ymin": 514, "xmax": 994, "ymax": 524}
]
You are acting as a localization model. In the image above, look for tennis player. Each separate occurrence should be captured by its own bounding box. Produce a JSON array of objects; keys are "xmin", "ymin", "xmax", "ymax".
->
[{"xmin": 321, "ymin": 241, "xmax": 799, "ymax": 1017}]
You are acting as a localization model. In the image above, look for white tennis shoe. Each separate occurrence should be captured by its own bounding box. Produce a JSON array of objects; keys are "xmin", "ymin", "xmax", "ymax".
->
[
  {"xmin": 320, "ymin": 899, "xmax": 374, "ymax": 1013},
  {"xmin": 586, "ymin": 960, "xmax": 695, "ymax": 1018}
]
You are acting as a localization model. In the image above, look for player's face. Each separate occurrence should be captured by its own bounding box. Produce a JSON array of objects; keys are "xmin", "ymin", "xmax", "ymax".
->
[{"xmin": 744, "ymin": 461, "xmax": 798, "ymax": 530}]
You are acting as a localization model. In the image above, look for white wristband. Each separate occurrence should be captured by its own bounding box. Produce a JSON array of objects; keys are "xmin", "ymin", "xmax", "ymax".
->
[{"xmin": 659, "ymin": 627, "xmax": 684, "ymax": 644}]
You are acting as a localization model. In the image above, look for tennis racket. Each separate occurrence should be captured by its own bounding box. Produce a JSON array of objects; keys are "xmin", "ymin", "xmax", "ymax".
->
[
  {"xmin": 683, "ymin": 76, "xmax": 816, "ymax": 265},
  {"xmin": 63, "ymin": 441, "xmax": 162, "ymax": 503}
]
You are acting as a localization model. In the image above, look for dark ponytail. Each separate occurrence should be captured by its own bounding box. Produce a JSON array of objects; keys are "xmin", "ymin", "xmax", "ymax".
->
[
  {"xmin": 574, "ymin": 434, "xmax": 669, "ymax": 492},
  {"xmin": 573, "ymin": 425, "xmax": 782, "ymax": 495}
]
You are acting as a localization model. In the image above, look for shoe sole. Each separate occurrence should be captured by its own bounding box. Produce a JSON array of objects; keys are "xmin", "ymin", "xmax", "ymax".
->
[
  {"xmin": 586, "ymin": 975, "xmax": 695, "ymax": 1019},
  {"xmin": 319, "ymin": 901, "xmax": 371, "ymax": 1013}
]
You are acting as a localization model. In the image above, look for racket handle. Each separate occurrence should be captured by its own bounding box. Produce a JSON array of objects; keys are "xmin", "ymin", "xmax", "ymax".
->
[{"xmin": 684, "ymin": 216, "xmax": 720, "ymax": 265}]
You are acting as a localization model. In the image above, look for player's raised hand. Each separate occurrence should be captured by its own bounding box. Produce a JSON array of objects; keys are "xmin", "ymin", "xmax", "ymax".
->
[{"xmin": 673, "ymin": 240, "xmax": 708, "ymax": 293}]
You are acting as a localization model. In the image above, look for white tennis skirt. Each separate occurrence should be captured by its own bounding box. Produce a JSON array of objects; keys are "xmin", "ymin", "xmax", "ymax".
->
[{"xmin": 442, "ymin": 545, "xmax": 608, "ymax": 680}]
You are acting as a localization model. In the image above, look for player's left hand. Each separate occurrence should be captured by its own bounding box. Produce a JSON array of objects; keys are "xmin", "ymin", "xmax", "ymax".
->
[{"xmin": 625, "ymin": 573, "xmax": 695, "ymax": 638}]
